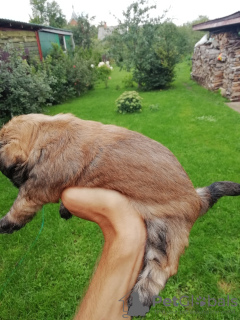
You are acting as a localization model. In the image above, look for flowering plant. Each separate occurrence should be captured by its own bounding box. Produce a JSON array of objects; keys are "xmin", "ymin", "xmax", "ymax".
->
[
  {"xmin": 98, "ymin": 61, "xmax": 113, "ymax": 70},
  {"xmin": 97, "ymin": 61, "xmax": 113, "ymax": 88},
  {"xmin": 67, "ymin": 56, "xmax": 97, "ymax": 96},
  {"xmin": 115, "ymin": 91, "xmax": 143, "ymax": 114}
]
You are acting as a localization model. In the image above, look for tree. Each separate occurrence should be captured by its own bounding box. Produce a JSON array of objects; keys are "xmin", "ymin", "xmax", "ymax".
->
[
  {"xmin": 158, "ymin": 22, "xmax": 179, "ymax": 61},
  {"xmin": 108, "ymin": 0, "xmax": 176, "ymax": 90},
  {"xmin": 29, "ymin": 0, "xmax": 47, "ymax": 24},
  {"xmin": 175, "ymin": 15, "xmax": 209, "ymax": 57},
  {"xmin": 70, "ymin": 13, "xmax": 97, "ymax": 49},
  {"xmin": 29, "ymin": 0, "xmax": 66, "ymax": 28},
  {"xmin": 46, "ymin": 1, "xmax": 66, "ymax": 28},
  {"xmin": 191, "ymin": 15, "xmax": 209, "ymax": 25}
]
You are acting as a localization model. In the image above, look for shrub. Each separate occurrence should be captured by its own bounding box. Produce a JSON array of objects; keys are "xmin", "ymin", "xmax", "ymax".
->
[
  {"xmin": 74, "ymin": 45, "xmax": 102, "ymax": 66},
  {"xmin": 0, "ymin": 44, "xmax": 98, "ymax": 120},
  {"xmin": 133, "ymin": 50, "xmax": 175, "ymax": 91},
  {"xmin": 97, "ymin": 61, "xmax": 113, "ymax": 88},
  {"xmin": 67, "ymin": 55, "xmax": 97, "ymax": 96},
  {"xmin": 32, "ymin": 44, "xmax": 97, "ymax": 102},
  {"xmin": 34, "ymin": 44, "xmax": 75, "ymax": 104},
  {"xmin": 115, "ymin": 91, "xmax": 143, "ymax": 114},
  {"xmin": 0, "ymin": 45, "xmax": 52, "ymax": 119},
  {"xmin": 122, "ymin": 73, "xmax": 135, "ymax": 88}
]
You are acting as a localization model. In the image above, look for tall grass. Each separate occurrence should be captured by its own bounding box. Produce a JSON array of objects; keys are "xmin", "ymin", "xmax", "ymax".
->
[{"xmin": 0, "ymin": 61, "xmax": 239, "ymax": 319}]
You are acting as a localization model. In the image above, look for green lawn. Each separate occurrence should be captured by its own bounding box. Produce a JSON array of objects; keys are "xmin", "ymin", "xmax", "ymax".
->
[{"xmin": 0, "ymin": 61, "xmax": 240, "ymax": 320}]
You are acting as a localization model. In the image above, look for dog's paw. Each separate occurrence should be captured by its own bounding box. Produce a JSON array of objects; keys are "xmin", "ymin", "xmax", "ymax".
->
[
  {"xmin": 59, "ymin": 202, "xmax": 72, "ymax": 220},
  {"xmin": 0, "ymin": 215, "xmax": 23, "ymax": 234}
]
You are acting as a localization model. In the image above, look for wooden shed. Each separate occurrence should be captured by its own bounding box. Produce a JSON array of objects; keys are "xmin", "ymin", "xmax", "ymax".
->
[
  {"xmin": 192, "ymin": 12, "xmax": 240, "ymax": 101},
  {"xmin": 0, "ymin": 18, "xmax": 75, "ymax": 60}
]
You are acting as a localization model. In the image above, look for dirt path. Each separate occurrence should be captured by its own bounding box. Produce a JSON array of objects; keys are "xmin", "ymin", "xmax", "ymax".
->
[{"xmin": 226, "ymin": 102, "xmax": 240, "ymax": 113}]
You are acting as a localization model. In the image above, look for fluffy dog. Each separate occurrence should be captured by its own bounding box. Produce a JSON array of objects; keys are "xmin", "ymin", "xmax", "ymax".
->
[{"xmin": 0, "ymin": 113, "xmax": 239, "ymax": 314}]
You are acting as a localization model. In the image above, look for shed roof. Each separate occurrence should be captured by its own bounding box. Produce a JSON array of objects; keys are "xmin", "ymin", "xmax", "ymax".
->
[
  {"xmin": 0, "ymin": 18, "xmax": 72, "ymax": 35},
  {"xmin": 193, "ymin": 11, "xmax": 240, "ymax": 31}
]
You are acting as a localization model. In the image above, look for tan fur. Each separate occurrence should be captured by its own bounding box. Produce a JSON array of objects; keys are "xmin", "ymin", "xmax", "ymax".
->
[
  {"xmin": 196, "ymin": 187, "xmax": 212, "ymax": 215},
  {"xmin": 0, "ymin": 113, "xmax": 204, "ymax": 310}
]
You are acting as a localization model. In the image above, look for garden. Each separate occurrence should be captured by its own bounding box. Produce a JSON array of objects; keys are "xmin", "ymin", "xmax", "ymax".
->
[
  {"xmin": 0, "ymin": 1, "xmax": 240, "ymax": 319},
  {"xmin": 0, "ymin": 59, "xmax": 240, "ymax": 319}
]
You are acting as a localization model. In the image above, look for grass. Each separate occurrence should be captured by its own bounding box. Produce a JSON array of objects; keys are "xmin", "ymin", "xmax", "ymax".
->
[{"xmin": 0, "ymin": 61, "xmax": 240, "ymax": 319}]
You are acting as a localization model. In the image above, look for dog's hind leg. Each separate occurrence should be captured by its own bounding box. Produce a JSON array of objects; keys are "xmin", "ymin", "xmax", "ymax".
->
[{"xmin": 128, "ymin": 217, "xmax": 191, "ymax": 316}]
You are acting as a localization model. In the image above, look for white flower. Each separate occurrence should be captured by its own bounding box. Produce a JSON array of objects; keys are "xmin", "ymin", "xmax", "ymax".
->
[
  {"xmin": 106, "ymin": 61, "xmax": 110, "ymax": 66},
  {"xmin": 110, "ymin": 66, "xmax": 113, "ymax": 70},
  {"xmin": 91, "ymin": 64, "xmax": 94, "ymax": 68},
  {"xmin": 98, "ymin": 61, "xmax": 105, "ymax": 67}
]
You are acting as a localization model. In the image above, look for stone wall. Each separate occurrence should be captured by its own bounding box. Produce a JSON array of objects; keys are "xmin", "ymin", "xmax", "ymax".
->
[{"xmin": 192, "ymin": 28, "xmax": 240, "ymax": 101}]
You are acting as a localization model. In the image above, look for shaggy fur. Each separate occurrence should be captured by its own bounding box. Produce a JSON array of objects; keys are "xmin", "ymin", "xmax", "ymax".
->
[{"xmin": 0, "ymin": 113, "xmax": 239, "ymax": 315}]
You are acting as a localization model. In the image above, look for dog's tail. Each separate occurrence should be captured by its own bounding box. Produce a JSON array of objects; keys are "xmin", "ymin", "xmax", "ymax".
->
[{"xmin": 196, "ymin": 181, "xmax": 240, "ymax": 216}]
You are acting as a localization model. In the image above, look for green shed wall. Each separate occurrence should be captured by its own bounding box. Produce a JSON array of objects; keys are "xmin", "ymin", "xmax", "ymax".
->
[{"xmin": 38, "ymin": 31, "xmax": 60, "ymax": 57}]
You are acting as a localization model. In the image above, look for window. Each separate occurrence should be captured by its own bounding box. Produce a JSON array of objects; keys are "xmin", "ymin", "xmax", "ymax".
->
[{"xmin": 59, "ymin": 35, "xmax": 66, "ymax": 51}]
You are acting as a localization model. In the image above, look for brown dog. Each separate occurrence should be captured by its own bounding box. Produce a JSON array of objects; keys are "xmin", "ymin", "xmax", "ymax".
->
[{"xmin": 0, "ymin": 113, "xmax": 239, "ymax": 314}]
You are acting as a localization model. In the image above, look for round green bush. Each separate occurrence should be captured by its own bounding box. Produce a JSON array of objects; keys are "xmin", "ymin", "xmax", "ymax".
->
[{"xmin": 115, "ymin": 91, "xmax": 143, "ymax": 114}]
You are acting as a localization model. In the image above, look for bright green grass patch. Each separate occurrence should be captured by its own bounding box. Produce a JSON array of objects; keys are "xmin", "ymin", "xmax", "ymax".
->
[{"xmin": 0, "ymin": 61, "xmax": 240, "ymax": 319}]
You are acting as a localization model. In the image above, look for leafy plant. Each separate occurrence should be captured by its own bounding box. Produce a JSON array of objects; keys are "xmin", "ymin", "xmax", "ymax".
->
[
  {"xmin": 29, "ymin": 0, "xmax": 66, "ymax": 28},
  {"xmin": 108, "ymin": 0, "xmax": 177, "ymax": 91},
  {"xmin": 115, "ymin": 91, "xmax": 142, "ymax": 114},
  {"xmin": 0, "ymin": 44, "xmax": 98, "ymax": 120},
  {"xmin": 97, "ymin": 61, "xmax": 112, "ymax": 88},
  {"xmin": 0, "ymin": 45, "xmax": 52, "ymax": 119},
  {"xmin": 69, "ymin": 13, "xmax": 97, "ymax": 49},
  {"xmin": 33, "ymin": 44, "xmax": 96, "ymax": 101},
  {"xmin": 122, "ymin": 73, "xmax": 135, "ymax": 88},
  {"xmin": 32, "ymin": 44, "xmax": 73, "ymax": 104},
  {"xmin": 133, "ymin": 50, "xmax": 175, "ymax": 91},
  {"xmin": 67, "ymin": 55, "xmax": 96, "ymax": 96}
]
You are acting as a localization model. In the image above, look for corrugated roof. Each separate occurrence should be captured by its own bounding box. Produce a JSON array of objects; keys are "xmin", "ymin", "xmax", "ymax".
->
[
  {"xmin": 0, "ymin": 18, "xmax": 72, "ymax": 34},
  {"xmin": 193, "ymin": 11, "xmax": 240, "ymax": 31}
]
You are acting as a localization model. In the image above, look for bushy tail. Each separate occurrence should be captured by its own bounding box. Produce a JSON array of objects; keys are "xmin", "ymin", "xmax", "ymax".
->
[{"xmin": 197, "ymin": 181, "xmax": 240, "ymax": 215}]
